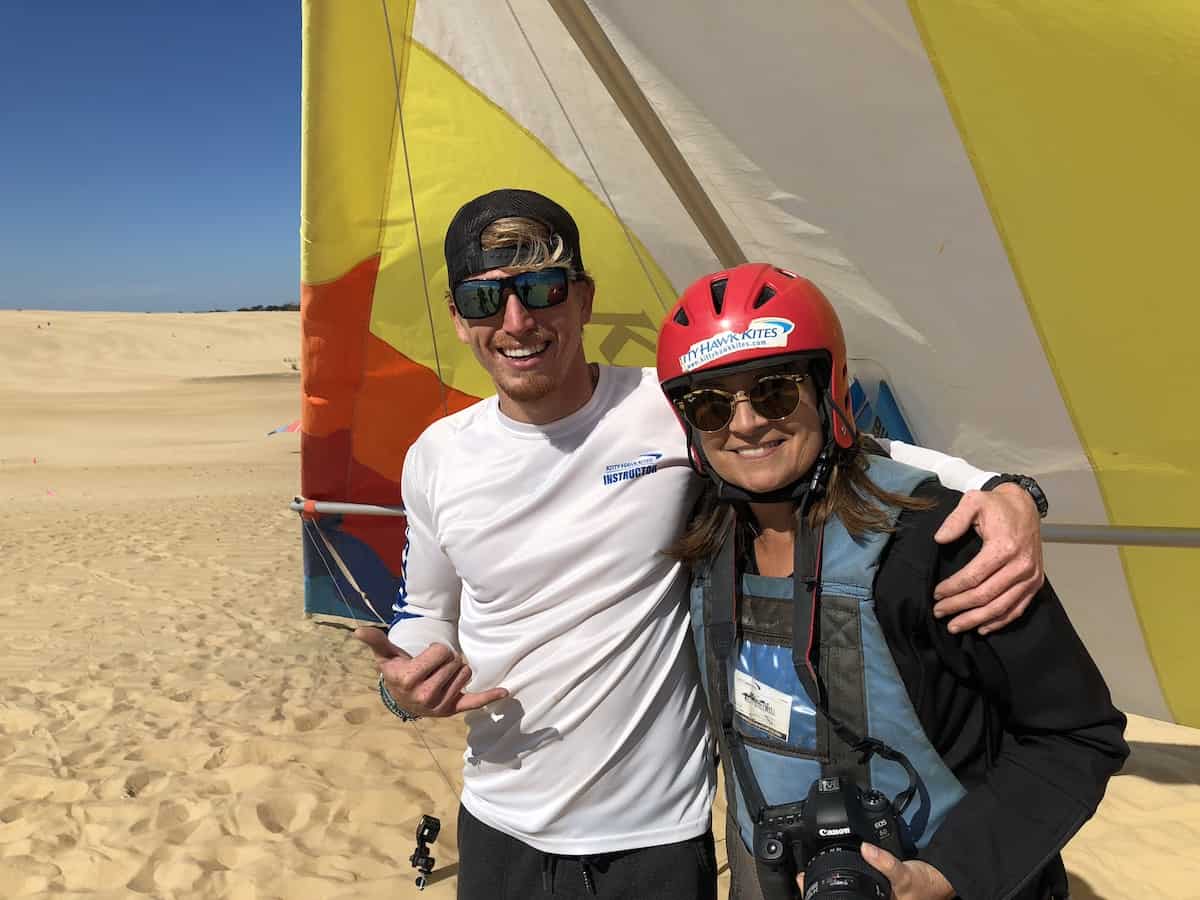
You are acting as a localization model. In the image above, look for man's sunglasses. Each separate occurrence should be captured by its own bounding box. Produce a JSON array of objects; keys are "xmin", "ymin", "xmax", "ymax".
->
[
  {"xmin": 451, "ymin": 268, "xmax": 572, "ymax": 320},
  {"xmin": 675, "ymin": 373, "xmax": 810, "ymax": 432}
]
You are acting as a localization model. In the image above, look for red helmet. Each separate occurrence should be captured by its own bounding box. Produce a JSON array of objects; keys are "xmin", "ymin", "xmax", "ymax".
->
[{"xmin": 656, "ymin": 263, "xmax": 854, "ymax": 449}]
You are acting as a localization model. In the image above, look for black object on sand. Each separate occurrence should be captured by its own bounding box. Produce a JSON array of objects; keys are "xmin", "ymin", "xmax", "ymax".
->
[{"xmin": 411, "ymin": 814, "xmax": 441, "ymax": 891}]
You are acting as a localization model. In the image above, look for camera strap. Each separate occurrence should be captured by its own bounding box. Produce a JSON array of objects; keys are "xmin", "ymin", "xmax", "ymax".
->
[
  {"xmin": 790, "ymin": 518, "xmax": 919, "ymax": 815},
  {"xmin": 705, "ymin": 523, "xmax": 773, "ymax": 820}
]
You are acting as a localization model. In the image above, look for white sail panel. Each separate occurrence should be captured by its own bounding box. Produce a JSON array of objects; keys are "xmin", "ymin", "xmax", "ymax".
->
[{"xmin": 585, "ymin": 0, "xmax": 1168, "ymax": 719}]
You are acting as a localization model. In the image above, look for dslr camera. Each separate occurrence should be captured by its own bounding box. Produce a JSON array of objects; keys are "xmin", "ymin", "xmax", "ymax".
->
[{"xmin": 754, "ymin": 775, "xmax": 913, "ymax": 900}]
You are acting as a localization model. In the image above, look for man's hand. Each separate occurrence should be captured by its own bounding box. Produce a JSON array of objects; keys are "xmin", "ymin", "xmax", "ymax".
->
[
  {"xmin": 354, "ymin": 627, "xmax": 508, "ymax": 717},
  {"xmin": 932, "ymin": 483, "xmax": 1044, "ymax": 635}
]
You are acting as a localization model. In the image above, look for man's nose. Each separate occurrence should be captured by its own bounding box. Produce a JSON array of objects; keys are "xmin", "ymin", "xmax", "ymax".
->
[{"xmin": 501, "ymin": 290, "xmax": 536, "ymax": 334}]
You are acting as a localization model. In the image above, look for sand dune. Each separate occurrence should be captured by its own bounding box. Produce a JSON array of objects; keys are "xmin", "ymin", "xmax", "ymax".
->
[{"xmin": 0, "ymin": 310, "xmax": 1196, "ymax": 898}]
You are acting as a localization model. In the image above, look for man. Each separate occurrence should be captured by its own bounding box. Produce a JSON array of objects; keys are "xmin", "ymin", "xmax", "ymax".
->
[{"xmin": 356, "ymin": 189, "xmax": 1047, "ymax": 899}]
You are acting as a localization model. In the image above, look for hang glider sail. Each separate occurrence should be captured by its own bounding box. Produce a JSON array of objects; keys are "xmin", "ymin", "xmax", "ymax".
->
[{"xmin": 299, "ymin": 1, "xmax": 1200, "ymax": 726}]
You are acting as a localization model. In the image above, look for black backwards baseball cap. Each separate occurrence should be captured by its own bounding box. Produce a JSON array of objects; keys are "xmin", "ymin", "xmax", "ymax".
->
[{"xmin": 443, "ymin": 188, "xmax": 585, "ymax": 287}]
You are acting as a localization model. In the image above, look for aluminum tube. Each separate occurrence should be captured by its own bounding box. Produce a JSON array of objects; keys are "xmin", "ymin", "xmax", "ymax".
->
[
  {"xmin": 1042, "ymin": 524, "xmax": 1200, "ymax": 548},
  {"xmin": 290, "ymin": 498, "xmax": 407, "ymax": 518},
  {"xmin": 287, "ymin": 499, "xmax": 1200, "ymax": 546}
]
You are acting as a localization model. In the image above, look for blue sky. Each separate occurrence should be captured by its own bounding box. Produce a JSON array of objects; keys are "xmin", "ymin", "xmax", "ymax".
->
[{"xmin": 0, "ymin": 3, "xmax": 300, "ymax": 312}]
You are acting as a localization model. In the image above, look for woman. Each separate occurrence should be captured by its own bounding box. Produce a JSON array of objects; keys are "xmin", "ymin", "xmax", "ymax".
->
[{"xmin": 655, "ymin": 264, "xmax": 1128, "ymax": 900}]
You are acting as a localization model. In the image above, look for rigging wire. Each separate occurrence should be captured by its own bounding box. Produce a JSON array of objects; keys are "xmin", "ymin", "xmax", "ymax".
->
[
  {"xmin": 302, "ymin": 516, "xmax": 461, "ymax": 801},
  {"xmin": 380, "ymin": 0, "xmax": 451, "ymax": 418},
  {"xmin": 503, "ymin": 0, "xmax": 670, "ymax": 312}
]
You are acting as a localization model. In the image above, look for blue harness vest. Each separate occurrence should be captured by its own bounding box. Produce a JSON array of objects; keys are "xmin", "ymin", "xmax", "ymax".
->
[{"xmin": 690, "ymin": 456, "xmax": 966, "ymax": 853}]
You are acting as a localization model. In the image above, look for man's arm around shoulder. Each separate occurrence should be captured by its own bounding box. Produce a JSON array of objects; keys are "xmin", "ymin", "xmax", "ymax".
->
[{"xmin": 879, "ymin": 438, "xmax": 1045, "ymax": 635}]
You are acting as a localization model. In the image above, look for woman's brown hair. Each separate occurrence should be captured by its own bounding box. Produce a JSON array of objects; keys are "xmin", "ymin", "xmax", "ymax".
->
[{"xmin": 666, "ymin": 436, "xmax": 934, "ymax": 564}]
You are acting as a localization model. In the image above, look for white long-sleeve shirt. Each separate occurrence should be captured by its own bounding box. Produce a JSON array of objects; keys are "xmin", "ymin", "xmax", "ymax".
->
[{"xmin": 388, "ymin": 366, "xmax": 993, "ymax": 854}]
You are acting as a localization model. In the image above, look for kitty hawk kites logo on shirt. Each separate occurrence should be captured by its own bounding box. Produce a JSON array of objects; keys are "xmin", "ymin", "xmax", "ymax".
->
[
  {"xmin": 603, "ymin": 452, "xmax": 663, "ymax": 485},
  {"xmin": 679, "ymin": 317, "xmax": 796, "ymax": 372}
]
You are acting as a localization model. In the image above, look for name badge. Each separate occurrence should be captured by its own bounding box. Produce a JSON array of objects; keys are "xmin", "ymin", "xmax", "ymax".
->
[{"xmin": 733, "ymin": 669, "xmax": 792, "ymax": 741}]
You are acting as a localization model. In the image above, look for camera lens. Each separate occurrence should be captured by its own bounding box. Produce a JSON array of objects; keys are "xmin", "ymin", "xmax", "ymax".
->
[{"xmin": 803, "ymin": 847, "xmax": 890, "ymax": 900}]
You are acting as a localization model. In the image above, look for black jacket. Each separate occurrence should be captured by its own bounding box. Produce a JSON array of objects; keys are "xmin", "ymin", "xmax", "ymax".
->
[{"xmin": 864, "ymin": 481, "xmax": 1129, "ymax": 899}]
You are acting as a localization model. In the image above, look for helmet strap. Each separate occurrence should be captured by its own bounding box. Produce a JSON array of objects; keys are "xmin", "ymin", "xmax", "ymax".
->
[
  {"xmin": 826, "ymin": 384, "xmax": 856, "ymax": 447},
  {"xmin": 683, "ymin": 426, "xmax": 705, "ymax": 477}
]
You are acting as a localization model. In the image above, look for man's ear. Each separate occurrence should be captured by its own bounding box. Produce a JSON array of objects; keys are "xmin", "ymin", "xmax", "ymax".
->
[
  {"xmin": 576, "ymin": 279, "xmax": 595, "ymax": 326},
  {"xmin": 449, "ymin": 299, "xmax": 470, "ymax": 344}
]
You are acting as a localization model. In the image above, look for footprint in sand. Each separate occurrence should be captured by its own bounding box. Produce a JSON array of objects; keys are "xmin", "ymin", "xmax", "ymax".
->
[
  {"xmin": 203, "ymin": 747, "xmax": 226, "ymax": 770},
  {"xmin": 154, "ymin": 801, "xmax": 191, "ymax": 830},
  {"xmin": 122, "ymin": 769, "xmax": 155, "ymax": 799},
  {"xmin": 256, "ymin": 799, "xmax": 292, "ymax": 834},
  {"xmin": 292, "ymin": 711, "xmax": 323, "ymax": 732}
]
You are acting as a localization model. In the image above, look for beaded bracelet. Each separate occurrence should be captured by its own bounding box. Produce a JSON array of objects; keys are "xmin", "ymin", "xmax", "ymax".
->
[{"xmin": 378, "ymin": 673, "xmax": 422, "ymax": 722}]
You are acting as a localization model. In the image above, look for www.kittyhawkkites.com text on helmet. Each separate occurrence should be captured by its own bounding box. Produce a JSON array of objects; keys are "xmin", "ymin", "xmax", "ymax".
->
[{"xmin": 656, "ymin": 263, "xmax": 855, "ymax": 450}]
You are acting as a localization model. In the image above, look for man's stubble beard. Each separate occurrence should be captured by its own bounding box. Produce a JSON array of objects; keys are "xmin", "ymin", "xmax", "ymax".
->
[{"xmin": 495, "ymin": 369, "xmax": 558, "ymax": 403}]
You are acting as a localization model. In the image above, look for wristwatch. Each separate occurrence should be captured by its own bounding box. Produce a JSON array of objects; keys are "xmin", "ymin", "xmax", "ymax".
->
[
  {"xmin": 379, "ymin": 674, "xmax": 422, "ymax": 722},
  {"xmin": 982, "ymin": 473, "xmax": 1049, "ymax": 519}
]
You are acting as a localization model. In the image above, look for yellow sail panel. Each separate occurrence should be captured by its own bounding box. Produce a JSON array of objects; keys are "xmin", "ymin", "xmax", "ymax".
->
[
  {"xmin": 910, "ymin": 0, "xmax": 1200, "ymax": 723},
  {"xmin": 299, "ymin": 0, "xmax": 685, "ymax": 621},
  {"xmin": 301, "ymin": 1, "xmax": 413, "ymax": 284},
  {"xmin": 369, "ymin": 38, "xmax": 677, "ymax": 401}
]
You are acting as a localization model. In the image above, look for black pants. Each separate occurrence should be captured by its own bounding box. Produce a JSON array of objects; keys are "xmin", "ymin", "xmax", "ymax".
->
[{"xmin": 457, "ymin": 804, "xmax": 717, "ymax": 899}]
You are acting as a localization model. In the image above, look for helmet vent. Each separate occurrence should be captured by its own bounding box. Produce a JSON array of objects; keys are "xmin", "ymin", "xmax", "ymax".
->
[
  {"xmin": 710, "ymin": 278, "xmax": 728, "ymax": 314},
  {"xmin": 752, "ymin": 285, "xmax": 777, "ymax": 309},
  {"xmin": 774, "ymin": 267, "xmax": 796, "ymax": 278},
  {"xmin": 673, "ymin": 307, "xmax": 690, "ymax": 326}
]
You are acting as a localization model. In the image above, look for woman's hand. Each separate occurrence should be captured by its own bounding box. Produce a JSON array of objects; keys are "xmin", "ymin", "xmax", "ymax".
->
[
  {"xmin": 861, "ymin": 843, "xmax": 955, "ymax": 899},
  {"xmin": 797, "ymin": 844, "xmax": 955, "ymax": 900},
  {"xmin": 931, "ymin": 483, "xmax": 1044, "ymax": 635}
]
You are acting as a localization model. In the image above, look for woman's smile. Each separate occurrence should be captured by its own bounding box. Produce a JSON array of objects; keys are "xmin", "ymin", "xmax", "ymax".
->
[{"xmin": 727, "ymin": 438, "xmax": 786, "ymax": 460}]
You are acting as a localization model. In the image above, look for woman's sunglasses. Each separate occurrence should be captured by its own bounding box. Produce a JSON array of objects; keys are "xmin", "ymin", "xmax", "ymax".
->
[
  {"xmin": 675, "ymin": 373, "xmax": 810, "ymax": 432},
  {"xmin": 451, "ymin": 268, "xmax": 572, "ymax": 320}
]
